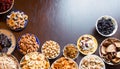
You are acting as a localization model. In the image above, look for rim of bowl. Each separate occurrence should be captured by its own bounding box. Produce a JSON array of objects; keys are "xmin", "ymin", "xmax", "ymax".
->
[
  {"xmin": 0, "ymin": 29, "xmax": 16, "ymax": 54},
  {"xmin": 0, "ymin": 0, "xmax": 14, "ymax": 14},
  {"xmin": 63, "ymin": 43, "xmax": 79, "ymax": 60},
  {"xmin": 96, "ymin": 15, "xmax": 118, "ymax": 37},
  {"xmin": 51, "ymin": 57, "xmax": 79, "ymax": 69},
  {"xmin": 41, "ymin": 40, "xmax": 60, "ymax": 59},
  {"xmin": 20, "ymin": 52, "xmax": 50, "ymax": 69},
  {"xmin": 77, "ymin": 34, "xmax": 98, "ymax": 55},
  {"xmin": 0, "ymin": 53, "xmax": 20, "ymax": 69},
  {"xmin": 17, "ymin": 33, "xmax": 40, "ymax": 55},
  {"xmin": 99, "ymin": 37, "xmax": 120, "ymax": 65},
  {"xmin": 79, "ymin": 54, "xmax": 105, "ymax": 69}
]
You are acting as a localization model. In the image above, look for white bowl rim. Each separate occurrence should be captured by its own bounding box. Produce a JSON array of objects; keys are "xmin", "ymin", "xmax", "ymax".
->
[
  {"xmin": 0, "ymin": 0, "xmax": 14, "ymax": 14},
  {"xmin": 20, "ymin": 52, "xmax": 50, "ymax": 69},
  {"xmin": 99, "ymin": 37, "xmax": 120, "ymax": 65},
  {"xmin": 41, "ymin": 40, "xmax": 61, "ymax": 59},
  {"xmin": 79, "ymin": 54, "xmax": 106, "ymax": 69},
  {"xmin": 51, "ymin": 57, "xmax": 79, "ymax": 69},
  {"xmin": 0, "ymin": 53, "xmax": 20, "ymax": 69},
  {"xmin": 77, "ymin": 34, "xmax": 98, "ymax": 55},
  {"xmin": 96, "ymin": 15, "xmax": 118, "ymax": 37},
  {"xmin": 63, "ymin": 43, "xmax": 79, "ymax": 60}
]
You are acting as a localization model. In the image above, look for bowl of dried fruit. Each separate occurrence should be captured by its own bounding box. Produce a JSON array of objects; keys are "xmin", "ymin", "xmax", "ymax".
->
[
  {"xmin": 0, "ymin": 53, "xmax": 20, "ymax": 69},
  {"xmin": 0, "ymin": 29, "xmax": 16, "ymax": 54},
  {"xmin": 51, "ymin": 57, "xmax": 79, "ymax": 69},
  {"xmin": 17, "ymin": 33, "xmax": 40, "ymax": 55},
  {"xmin": 96, "ymin": 15, "xmax": 118, "ymax": 37},
  {"xmin": 0, "ymin": 0, "xmax": 14, "ymax": 14},
  {"xmin": 20, "ymin": 52, "xmax": 50, "ymax": 69},
  {"xmin": 41, "ymin": 40, "xmax": 60, "ymax": 59},
  {"xmin": 99, "ymin": 37, "xmax": 120, "ymax": 65},
  {"xmin": 63, "ymin": 44, "xmax": 79, "ymax": 60},
  {"xmin": 77, "ymin": 34, "xmax": 98, "ymax": 55},
  {"xmin": 6, "ymin": 11, "xmax": 28, "ymax": 31},
  {"xmin": 79, "ymin": 55, "xmax": 105, "ymax": 69}
]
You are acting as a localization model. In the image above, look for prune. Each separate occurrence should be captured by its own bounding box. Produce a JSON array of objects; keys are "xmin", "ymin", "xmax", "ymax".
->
[
  {"xmin": 0, "ymin": 34, "xmax": 11, "ymax": 50},
  {"xmin": 97, "ymin": 17, "xmax": 115, "ymax": 35}
]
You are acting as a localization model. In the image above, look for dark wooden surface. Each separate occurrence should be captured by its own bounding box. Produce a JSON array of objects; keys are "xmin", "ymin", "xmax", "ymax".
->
[{"xmin": 0, "ymin": 0, "xmax": 120, "ymax": 69}]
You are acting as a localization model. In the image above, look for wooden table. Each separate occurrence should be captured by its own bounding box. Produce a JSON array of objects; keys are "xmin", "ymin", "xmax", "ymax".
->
[{"xmin": 0, "ymin": 0, "xmax": 120, "ymax": 69}]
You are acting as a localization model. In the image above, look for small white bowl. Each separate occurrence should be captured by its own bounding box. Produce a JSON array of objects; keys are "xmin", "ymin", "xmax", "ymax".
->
[
  {"xmin": 41, "ymin": 40, "xmax": 60, "ymax": 59},
  {"xmin": 0, "ymin": 0, "xmax": 14, "ymax": 14},
  {"xmin": 96, "ymin": 15, "xmax": 118, "ymax": 37},
  {"xmin": 63, "ymin": 44, "xmax": 79, "ymax": 60}
]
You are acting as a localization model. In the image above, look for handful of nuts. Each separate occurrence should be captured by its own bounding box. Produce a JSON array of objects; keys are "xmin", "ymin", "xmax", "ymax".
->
[
  {"xmin": 41, "ymin": 40, "xmax": 60, "ymax": 59},
  {"xmin": 18, "ymin": 33, "xmax": 39, "ymax": 55}
]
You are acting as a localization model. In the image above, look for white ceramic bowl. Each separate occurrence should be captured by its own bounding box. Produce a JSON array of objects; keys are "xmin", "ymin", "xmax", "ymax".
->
[
  {"xmin": 63, "ymin": 44, "xmax": 79, "ymax": 60},
  {"xmin": 51, "ymin": 57, "xmax": 79, "ymax": 69},
  {"xmin": 0, "ymin": 53, "xmax": 20, "ymax": 69},
  {"xmin": 41, "ymin": 40, "xmax": 60, "ymax": 59},
  {"xmin": 20, "ymin": 52, "xmax": 50, "ymax": 69},
  {"xmin": 0, "ymin": 0, "xmax": 14, "ymax": 14},
  {"xmin": 79, "ymin": 55, "xmax": 105, "ymax": 69},
  {"xmin": 0, "ymin": 29, "xmax": 16, "ymax": 54},
  {"xmin": 99, "ymin": 37, "xmax": 120, "ymax": 65},
  {"xmin": 96, "ymin": 15, "xmax": 118, "ymax": 37}
]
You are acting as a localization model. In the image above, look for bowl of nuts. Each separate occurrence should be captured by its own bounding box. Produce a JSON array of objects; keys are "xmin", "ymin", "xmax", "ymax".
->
[
  {"xmin": 17, "ymin": 33, "xmax": 40, "ymax": 55},
  {"xmin": 63, "ymin": 44, "xmax": 79, "ymax": 60},
  {"xmin": 96, "ymin": 15, "xmax": 118, "ymax": 37},
  {"xmin": 20, "ymin": 52, "xmax": 50, "ymax": 69},
  {"xmin": 0, "ymin": 0, "xmax": 14, "ymax": 14},
  {"xmin": 41, "ymin": 40, "xmax": 60, "ymax": 59},
  {"xmin": 99, "ymin": 37, "xmax": 120, "ymax": 65},
  {"xmin": 6, "ymin": 11, "xmax": 28, "ymax": 31}
]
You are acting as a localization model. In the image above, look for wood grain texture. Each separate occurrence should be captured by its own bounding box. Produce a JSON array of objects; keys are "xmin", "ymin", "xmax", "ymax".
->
[{"xmin": 0, "ymin": 0, "xmax": 120, "ymax": 69}]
